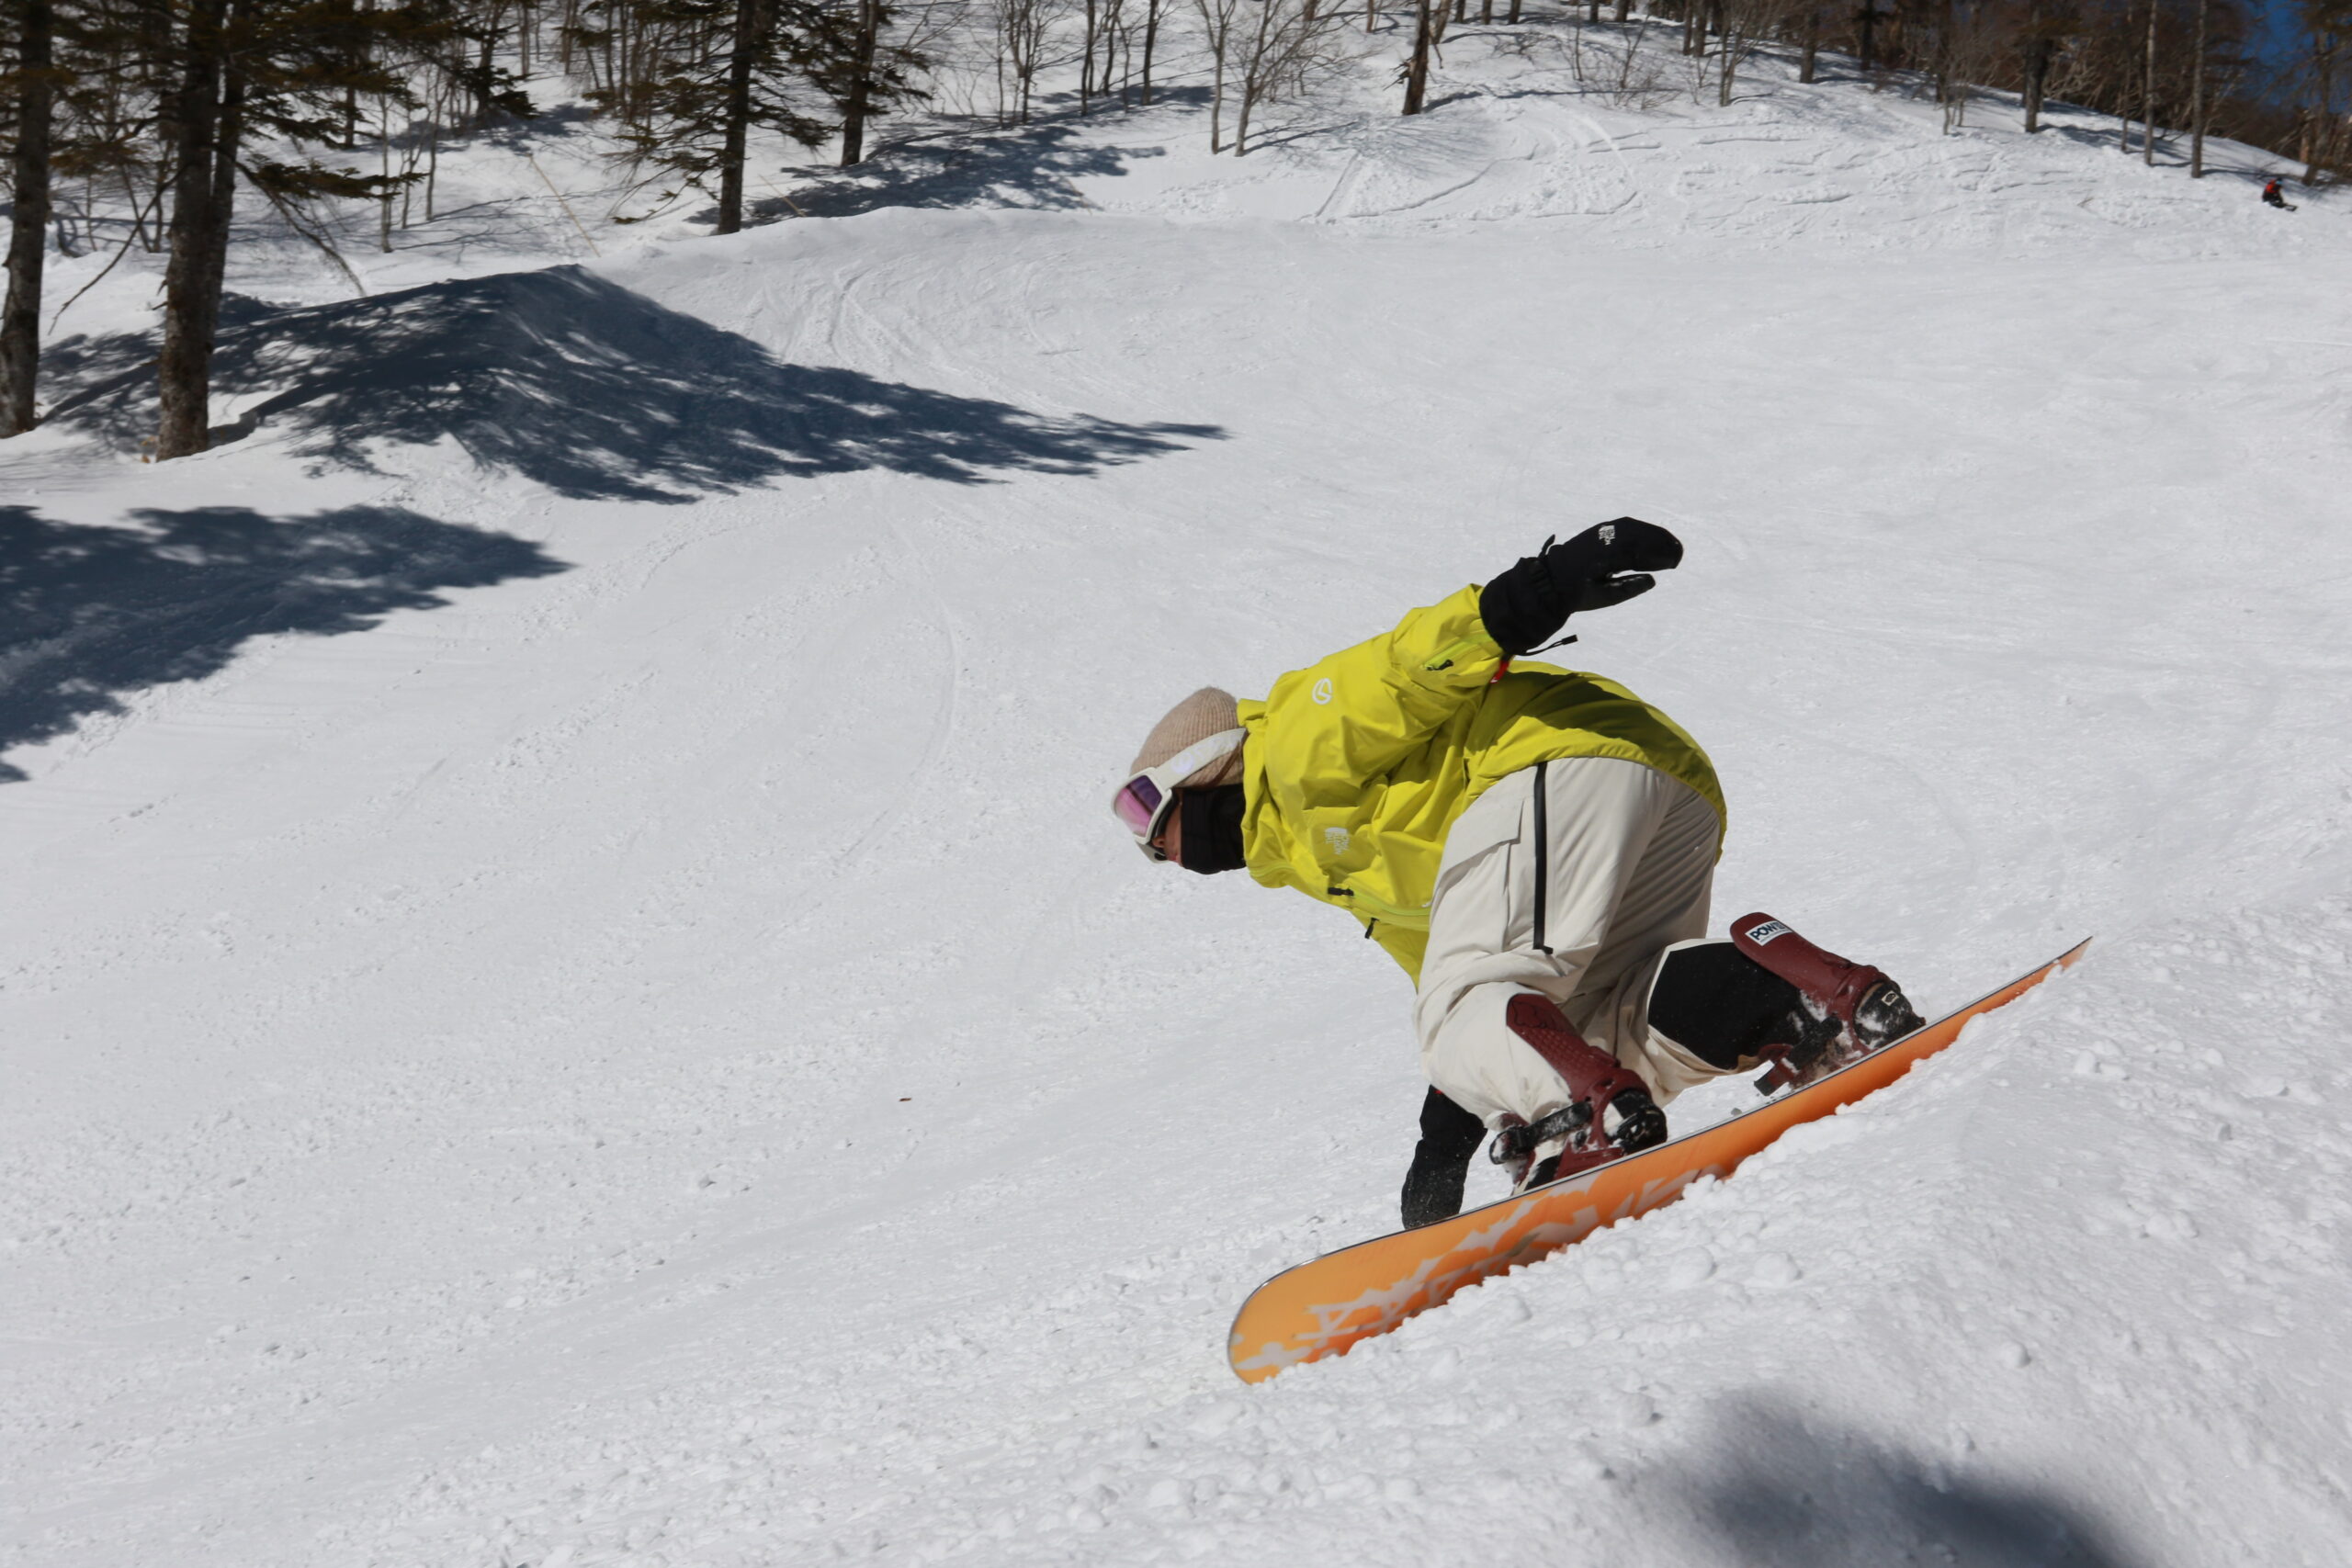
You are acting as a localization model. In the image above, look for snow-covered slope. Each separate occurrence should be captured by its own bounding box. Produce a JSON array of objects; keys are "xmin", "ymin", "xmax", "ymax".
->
[{"xmin": 6, "ymin": 21, "xmax": 2350, "ymax": 1568}]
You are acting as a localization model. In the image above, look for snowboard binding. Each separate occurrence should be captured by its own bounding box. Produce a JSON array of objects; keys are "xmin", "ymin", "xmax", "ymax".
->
[
  {"xmin": 1729, "ymin": 912, "xmax": 1925, "ymax": 1093},
  {"xmin": 1487, "ymin": 993, "xmax": 1668, "ymax": 1190}
]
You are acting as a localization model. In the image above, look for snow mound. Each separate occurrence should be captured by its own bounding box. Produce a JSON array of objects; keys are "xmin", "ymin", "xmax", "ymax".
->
[{"xmin": 45, "ymin": 265, "xmax": 1220, "ymax": 501}]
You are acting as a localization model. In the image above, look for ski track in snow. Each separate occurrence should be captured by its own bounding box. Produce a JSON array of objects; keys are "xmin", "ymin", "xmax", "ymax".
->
[{"xmin": 6, "ymin": 21, "xmax": 2352, "ymax": 1568}]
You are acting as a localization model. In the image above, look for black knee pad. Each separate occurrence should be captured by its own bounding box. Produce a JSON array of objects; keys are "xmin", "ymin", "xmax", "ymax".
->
[{"xmin": 1647, "ymin": 940, "xmax": 1808, "ymax": 1071}]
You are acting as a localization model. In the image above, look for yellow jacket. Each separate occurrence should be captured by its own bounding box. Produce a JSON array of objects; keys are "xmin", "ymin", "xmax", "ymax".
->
[{"xmin": 1236, "ymin": 584, "xmax": 1724, "ymax": 982}]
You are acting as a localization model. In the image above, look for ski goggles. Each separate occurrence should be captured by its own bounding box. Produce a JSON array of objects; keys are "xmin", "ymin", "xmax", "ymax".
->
[{"xmin": 1109, "ymin": 728, "xmax": 1247, "ymax": 861}]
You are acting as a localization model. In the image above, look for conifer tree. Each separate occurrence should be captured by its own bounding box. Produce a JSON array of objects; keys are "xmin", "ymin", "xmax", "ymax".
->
[
  {"xmin": 153, "ymin": 0, "xmax": 423, "ymax": 457},
  {"xmin": 3, "ymin": 0, "xmax": 59, "ymax": 433},
  {"xmin": 585, "ymin": 0, "xmax": 848, "ymax": 232},
  {"xmin": 825, "ymin": 0, "xmax": 925, "ymax": 167}
]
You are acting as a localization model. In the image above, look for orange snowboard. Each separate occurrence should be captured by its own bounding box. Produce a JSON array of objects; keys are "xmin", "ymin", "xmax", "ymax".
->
[{"xmin": 1228, "ymin": 939, "xmax": 2092, "ymax": 1383}]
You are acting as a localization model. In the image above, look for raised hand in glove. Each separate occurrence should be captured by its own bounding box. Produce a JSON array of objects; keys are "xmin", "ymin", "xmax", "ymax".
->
[{"xmin": 1477, "ymin": 518, "xmax": 1684, "ymax": 657}]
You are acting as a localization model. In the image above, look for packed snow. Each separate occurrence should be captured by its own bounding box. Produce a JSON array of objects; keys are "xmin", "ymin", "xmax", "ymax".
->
[{"xmin": 6, "ymin": 17, "xmax": 2351, "ymax": 1567}]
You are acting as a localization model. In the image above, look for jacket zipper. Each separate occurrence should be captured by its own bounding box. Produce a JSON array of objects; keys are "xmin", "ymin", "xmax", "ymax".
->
[
  {"xmin": 1327, "ymin": 882, "xmax": 1430, "ymax": 929},
  {"xmin": 1532, "ymin": 760, "xmax": 1552, "ymax": 954}
]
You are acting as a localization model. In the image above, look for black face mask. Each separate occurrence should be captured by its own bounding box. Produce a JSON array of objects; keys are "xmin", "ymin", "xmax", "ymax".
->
[{"xmin": 1177, "ymin": 784, "xmax": 1249, "ymax": 875}]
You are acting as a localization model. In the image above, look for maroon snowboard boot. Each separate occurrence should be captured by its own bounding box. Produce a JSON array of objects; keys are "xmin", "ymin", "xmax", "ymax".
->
[
  {"xmin": 1729, "ymin": 913, "xmax": 1926, "ymax": 1091},
  {"xmin": 1487, "ymin": 993, "xmax": 1669, "ymax": 1190}
]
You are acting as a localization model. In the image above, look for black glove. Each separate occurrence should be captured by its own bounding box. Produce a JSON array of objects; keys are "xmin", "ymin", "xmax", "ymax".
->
[{"xmin": 1477, "ymin": 518, "xmax": 1684, "ymax": 656}]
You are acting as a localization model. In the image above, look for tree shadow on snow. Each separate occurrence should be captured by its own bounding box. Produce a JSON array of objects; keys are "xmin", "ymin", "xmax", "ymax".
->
[
  {"xmin": 0, "ymin": 505, "xmax": 566, "ymax": 782},
  {"xmin": 40, "ymin": 267, "xmax": 1223, "ymax": 503},
  {"xmin": 1656, "ymin": 1399, "xmax": 2141, "ymax": 1568},
  {"xmin": 741, "ymin": 112, "xmax": 1181, "ymax": 221},
  {"xmin": 2022, "ymin": 116, "xmax": 2288, "ymax": 185}
]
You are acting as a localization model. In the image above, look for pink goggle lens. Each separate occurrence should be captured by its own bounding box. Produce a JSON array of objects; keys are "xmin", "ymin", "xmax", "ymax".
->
[{"xmin": 1114, "ymin": 776, "xmax": 1165, "ymax": 836}]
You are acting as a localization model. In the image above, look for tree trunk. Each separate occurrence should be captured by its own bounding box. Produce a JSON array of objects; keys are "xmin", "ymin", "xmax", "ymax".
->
[
  {"xmin": 2188, "ymin": 0, "xmax": 2209, "ymax": 175},
  {"xmin": 156, "ymin": 0, "xmax": 239, "ymax": 460},
  {"xmin": 1799, "ymin": 6, "xmax": 1818, "ymax": 82},
  {"xmin": 1080, "ymin": 0, "xmax": 1096, "ymax": 107},
  {"xmin": 2117, "ymin": 14, "xmax": 2132, "ymax": 155},
  {"xmin": 2023, "ymin": 19, "xmax": 2046, "ymax": 131},
  {"xmin": 2303, "ymin": 45, "xmax": 2335, "ymax": 185},
  {"xmin": 839, "ymin": 0, "xmax": 880, "ymax": 167},
  {"xmin": 716, "ymin": 0, "xmax": 762, "ymax": 223},
  {"xmin": 378, "ymin": 96, "xmax": 393, "ymax": 251},
  {"xmin": 1106, "ymin": 0, "xmax": 1125, "ymax": 101},
  {"xmin": 2, "ymin": 0, "xmax": 55, "ymax": 435},
  {"xmin": 1234, "ymin": 0, "xmax": 1273, "ymax": 153},
  {"xmin": 1206, "ymin": 9, "xmax": 1227, "ymax": 147},
  {"xmin": 1142, "ymin": 0, "xmax": 1160, "ymax": 101},
  {"xmin": 1857, "ymin": 0, "xmax": 1874, "ymax": 75},
  {"xmin": 2142, "ymin": 0, "xmax": 2157, "ymax": 164},
  {"xmin": 1403, "ymin": 0, "xmax": 1433, "ymax": 113}
]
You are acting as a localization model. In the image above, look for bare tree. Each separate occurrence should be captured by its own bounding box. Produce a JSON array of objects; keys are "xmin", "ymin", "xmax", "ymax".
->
[
  {"xmin": 1089, "ymin": 0, "xmax": 1120, "ymax": 105},
  {"xmin": 992, "ymin": 0, "xmax": 1056, "ymax": 121},
  {"xmin": 1401, "ymin": 0, "xmax": 1435, "ymax": 111},
  {"xmin": 1714, "ymin": 0, "xmax": 1774, "ymax": 104},
  {"xmin": 1231, "ymin": 0, "xmax": 1346, "ymax": 151},
  {"xmin": 1194, "ymin": 0, "xmax": 1238, "ymax": 143},
  {"xmin": 1138, "ymin": 0, "xmax": 1162, "ymax": 99},
  {"xmin": 1607, "ymin": 6, "xmax": 1667, "ymax": 105}
]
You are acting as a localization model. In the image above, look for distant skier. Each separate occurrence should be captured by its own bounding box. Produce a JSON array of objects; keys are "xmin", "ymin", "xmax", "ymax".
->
[
  {"xmin": 2263, "ymin": 178, "xmax": 2298, "ymax": 211},
  {"xmin": 1112, "ymin": 522, "xmax": 1923, "ymax": 1228}
]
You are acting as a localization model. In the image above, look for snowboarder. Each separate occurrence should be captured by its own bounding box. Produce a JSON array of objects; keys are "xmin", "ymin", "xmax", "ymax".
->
[
  {"xmin": 2263, "ymin": 178, "xmax": 2298, "ymax": 211},
  {"xmin": 1112, "ymin": 522, "xmax": 1923, "ymax": 1228}
]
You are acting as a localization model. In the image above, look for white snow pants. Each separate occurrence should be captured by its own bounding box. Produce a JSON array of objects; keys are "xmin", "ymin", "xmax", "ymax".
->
[{"xmin": 1414, "ymin": 757, "xmax": 1727, "ymax": 1130}]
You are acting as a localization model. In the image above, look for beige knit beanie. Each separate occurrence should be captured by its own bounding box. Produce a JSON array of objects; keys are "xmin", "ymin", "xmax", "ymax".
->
[{"xmin": 1129, "ymin": 687, "xmax": 1247, "ymax": 787}]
